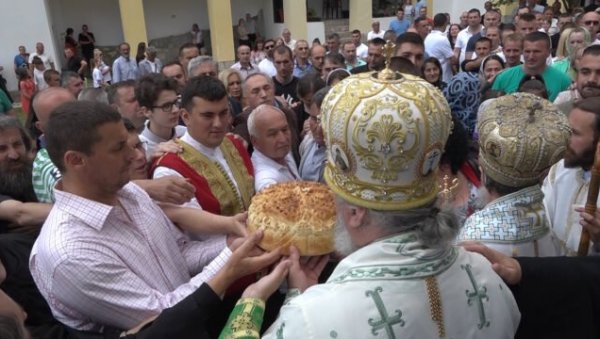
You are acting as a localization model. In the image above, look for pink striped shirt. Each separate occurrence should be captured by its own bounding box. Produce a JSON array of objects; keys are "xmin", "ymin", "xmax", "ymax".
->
[{"xmin": 30, "ymin": 182, "xmax": 230, "ymax": 331}]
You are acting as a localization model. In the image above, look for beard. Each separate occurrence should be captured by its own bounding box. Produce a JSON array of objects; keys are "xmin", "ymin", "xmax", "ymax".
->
[
  {"xmin": 475, "ymin": 185, "xmax": 492, "ymax": 209},
  {"xmin": 0, "ymin": 157, "xmax": 37, "ymax": 202},
  {"xmin": 334, "ymin": 214, "xmax": 359, "ymax": 257},
  {"xmin": 564, "ymin": 143, "xmax": 595, "ymax": 170}
]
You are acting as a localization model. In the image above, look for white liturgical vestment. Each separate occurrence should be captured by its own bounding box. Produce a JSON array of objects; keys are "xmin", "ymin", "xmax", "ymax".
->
[
  {"xmin": 459, "ymin": 185, "xmax": 557, "ymax": 257},
  {"xmin": 263, "ymin": 232, "xmax": 520, "ymax": 339},
  {"xmin": 542, "ymin": 159, "xmax": 597, "ymax": 256}
]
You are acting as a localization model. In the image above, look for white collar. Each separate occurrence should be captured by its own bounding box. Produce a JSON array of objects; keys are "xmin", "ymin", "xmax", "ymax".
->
[{"xmin": 181, "ymin": 131, "xmax": 219, "ymax": 158}]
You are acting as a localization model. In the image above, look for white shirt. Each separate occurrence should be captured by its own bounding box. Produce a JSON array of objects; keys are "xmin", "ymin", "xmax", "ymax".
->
[
  {"xmin": 252, "ymin": 149, "xmax": 299, "ymax": 192},
  {"xmin": 30, "ymin": 182, "xmax": 229, "ymax": 331},
  {"xmin": 29, "ymin": 52, "xmax": 54, "ymax": 70},
  {"xmin": 33, "ymin": 68, "xmax": 47, "ymax": 91},
  {"xmin": 153, "ymin": 131, "xmax": 241, "ymax": 209},
  {"xmin": 259, "ymin": 58, "xmax": 277, "ymax": 77},
  {"xmin": 542, "ymin": 159, "xmax": 598, "ymax": 256},
  {"xmin": 263, "ymin": 232, "xmax": 520, "ymax": 338},
  {"xmin": 284, "ymin": 39, "xmax": 297, "ymax": 50},
  {"xmin": 424, "ymin": 29, "xmax": 454, "ymax": 83},
  {"xmin": 139, "ymin": 121, "xmax": 187, "ymax": 162},
  {"xmin": 455, "ymin": 26, "xmax": 483, "ymax": 65},
  {"xmin": 356, "ymin": 43, "xmax": 368, "ymax": 60},
  {"xmin": 367, "ymin": 30, "xmax": 385, "ymax": 41}
]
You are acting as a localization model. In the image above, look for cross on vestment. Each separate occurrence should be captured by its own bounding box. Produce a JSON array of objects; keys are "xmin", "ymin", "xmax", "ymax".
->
[
  {"xmin": 462, "ymin": 264, "xmax": 490, "ymax": 329},
  {"xmin": 365, "ymin": 286, "xmax": 405, "ymax": 338}
]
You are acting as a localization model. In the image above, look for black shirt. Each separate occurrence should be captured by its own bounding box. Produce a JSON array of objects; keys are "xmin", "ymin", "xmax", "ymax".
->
[{"xmin": 272, "ymin": 76, "xmax": 299, "ymax": 104}]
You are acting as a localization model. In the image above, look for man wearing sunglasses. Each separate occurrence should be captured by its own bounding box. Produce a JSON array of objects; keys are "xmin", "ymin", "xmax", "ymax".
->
[
  {"xmin": 258, "ymin": 39, "xmax": 277, "ymax": 77},
  {"xmin": 582, "ymin": 10, "xmax": 600, "ymax": 43}
]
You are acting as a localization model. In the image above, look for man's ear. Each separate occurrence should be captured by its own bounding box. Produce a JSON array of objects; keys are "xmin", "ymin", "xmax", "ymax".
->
[
  {"xmin": 64, "ymin": 150, "xmax": 85, "ymax": 171},
  {"xmin": 141, "ymin": 106, "xmax": 152, "ymax": 119},
  {"xmin": 346, "ymin": 205, "xmax": 368, "ymax": 230},
  {"xmin": 180, "ymin": 108, "xmax": 191, "ymax": 125}
]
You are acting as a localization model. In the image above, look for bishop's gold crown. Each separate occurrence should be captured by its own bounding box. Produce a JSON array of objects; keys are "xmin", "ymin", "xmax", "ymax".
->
[
  {"xmin": 477, "ymin": 92, "xmax": 570, "ymax": 188},
  {"xmin": 321, "ymin": 61, "xmax": 453, "ymax": 211}
]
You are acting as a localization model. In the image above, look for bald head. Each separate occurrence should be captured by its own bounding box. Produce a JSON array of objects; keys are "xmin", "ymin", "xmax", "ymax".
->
[{"xmin": 32, "ymin": 87, "xmax": 76, "ymax": 132}]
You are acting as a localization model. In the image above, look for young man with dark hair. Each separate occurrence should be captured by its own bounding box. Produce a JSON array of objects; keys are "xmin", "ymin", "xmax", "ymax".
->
[
  {"xmin": 454, "ymin": 8, "xmax": 483, "ymax": 65},
  {"xmin": 137, "ymin": 74, "xmax": 186, "ymax": 159},
  {"xmin": 351, "ymin": 29, "xmax": 368, "ymax": 60},
  {"xmin": 492, "ymin": 31, "xmax": 571, "ymax": 101},
  {"xmin": 272, "ymin": 45, "xmax": 299, "ymax": 105},
  {"xmin": 30, "ymin": 100, "xmax": 279, "ymax": 333},
  {"xmin": 152, "ymin": 76, "xmax": 254, "ymax": 216},
  {"xmin": 161, "ymin": 61, "xmax": 187, "ymax": 94},
  {"xmin": 394, "ymin": 33, "xmax": 425, "ymax": 69},
  {"xmin": 178, "ymin": 42, "xmax": 200, "ymax": 76},
  {"xmin": 352, "ymin": 37, "xmax": 386, "ymax": 74},
  {"xmin": 425, "ymin": 13, "xmax": 455, "ymax": 82}
]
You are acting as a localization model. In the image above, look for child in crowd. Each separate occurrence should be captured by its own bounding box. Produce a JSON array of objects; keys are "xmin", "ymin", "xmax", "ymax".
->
[
  {"xmin": 31, "ymin": 56, "xmax": 47, "ymax": 91},
  {"xmin": 16, "ymin": 68, "xmax": 35, "ymax": 117}
]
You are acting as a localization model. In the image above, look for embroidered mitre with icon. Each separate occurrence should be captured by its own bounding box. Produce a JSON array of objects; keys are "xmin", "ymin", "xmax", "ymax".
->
[{"xmin": 321, "ymin": 42, "xmax": 453, "ymax": 211}]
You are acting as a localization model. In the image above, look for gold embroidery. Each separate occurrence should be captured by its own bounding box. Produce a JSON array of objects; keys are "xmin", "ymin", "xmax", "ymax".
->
[
  {"xmin": 425, "ymin": 276, "xmax": 445, "ymax": 338},
  {"xmin": 177, "ymin": 138, "xmax": 254, "ymax": 216}
]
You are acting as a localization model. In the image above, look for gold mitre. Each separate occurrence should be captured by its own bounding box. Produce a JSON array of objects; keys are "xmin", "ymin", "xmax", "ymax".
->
[
  {"xmin": 477, "ymin": 92, "xmax": 570, "ymax": 188},
  {"xmin": 321, "ymin": 41, "xmax": 453, "ymax": 211}
]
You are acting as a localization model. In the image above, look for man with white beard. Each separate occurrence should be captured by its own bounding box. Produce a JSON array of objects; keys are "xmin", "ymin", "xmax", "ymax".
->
[{"xmin": 224, "ymin": 57, "xmax": 520, "ymax": 338}]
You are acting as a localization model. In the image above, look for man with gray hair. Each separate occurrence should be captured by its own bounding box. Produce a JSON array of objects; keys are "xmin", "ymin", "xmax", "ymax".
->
[
  {"xmin": 138, "ymin": 46, "xmax": 163, "ymax": 76},
  {"xmin": 237, "ymin": 63, "xmax": 520, "ymax": 338},
  {"xmin": 231, "ymin": 45, "xmax": 258, "ymax": 81},
  {"xmin": 60, "ymin": 71, "xmax": 83, "ymax": 98},
  {"xmin": 248, "ymin": 104, "xmax": 298, "ymax": 192},
  {"xmin": 234, "ymin": 72, "xmax": 300, "ymax": 163},
  {"xmin": 188, "ymin": 55, "xmax": 218, "ymax": 78}
]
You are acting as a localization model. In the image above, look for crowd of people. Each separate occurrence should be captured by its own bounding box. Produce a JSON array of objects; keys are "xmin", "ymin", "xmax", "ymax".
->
[{"xmin": 2, "ymin": 0, "xmax": 600, "ymax": 338}]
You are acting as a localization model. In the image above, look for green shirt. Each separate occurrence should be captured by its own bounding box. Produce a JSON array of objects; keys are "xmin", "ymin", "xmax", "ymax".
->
[
  {"xmin": 32, "ymin": 148, "xmax": 61, "ymax": 203},
  {"xmin": 491, "ymin": 65, "xmax": 572, "ymax": 102},
  {"xmin": 0, "ymin": 90, "xmax": 12, "ymax": 113}
]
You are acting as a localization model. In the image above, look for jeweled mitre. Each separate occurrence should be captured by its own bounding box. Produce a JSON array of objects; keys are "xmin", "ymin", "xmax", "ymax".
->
[
  {"xmin": 477, "ymin": 92, "xmax": 570, "ymax": 188},
  {"xmin": 321, "ymin": 71, "xmax": 453, "ymax": 210}
]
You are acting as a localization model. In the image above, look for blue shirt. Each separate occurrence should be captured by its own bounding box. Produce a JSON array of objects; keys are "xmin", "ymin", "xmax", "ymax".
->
[
  {"xmin": 112, "ymin": 56, "xmax": 139, "ymax": 83},
  {"xmin": 389, "ymin": 19, "xmax": 410, "ymax": 36},
  {"xmin": 293, "ymin": 61, "xmax": 313, "ymax": 78},
  {"xmin": 14, "ymin": 54, "xmax": 28, "ymax": 69}
]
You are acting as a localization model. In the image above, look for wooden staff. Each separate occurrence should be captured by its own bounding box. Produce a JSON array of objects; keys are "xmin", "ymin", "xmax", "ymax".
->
[{"xmin": 578, "ymin": 143, "xmax": 600, "ymax": 256}]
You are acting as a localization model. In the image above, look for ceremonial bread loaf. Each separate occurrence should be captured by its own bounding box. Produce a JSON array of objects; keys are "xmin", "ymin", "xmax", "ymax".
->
[{"xmin": 247, "ymin": 181, "xmax": 336, "ymax": 255}]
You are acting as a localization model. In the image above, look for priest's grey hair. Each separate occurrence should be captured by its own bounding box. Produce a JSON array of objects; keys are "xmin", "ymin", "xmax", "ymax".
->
[{"xmin": 336, "ymin": 197, "xmax": 460, "ymax": 248}]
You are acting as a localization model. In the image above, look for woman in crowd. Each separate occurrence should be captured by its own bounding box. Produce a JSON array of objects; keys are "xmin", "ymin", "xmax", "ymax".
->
[
  {"xmin": 421, "ymin": 57, "xmax": 446, "ymax": 90},
  {"xmin": 135, "ymin": 42, "xmax": 146, "ymax": 65},
  {"xmin": 478, "ymin": 55, "xmax": 506, "ymax": 124},
  {"xmin": 218, "ymin": 69, "xmax": 243, "ymax": 117},
  {"xmin": 480, "ymin": 55, "xmax": 505, "ymax": 89},
  {"xmin": 237, "ymin": 18, "xmax": 250, "ymax": 47},
  {"xmin": 555, "ymin": 46, "xmax": 585, "ymax": 105},
  {"xmin": 447, "ymin": 24, "xmax": 461, "ymax": 50},
  {"xmin": 553, "ymin": 27, "xmax": 590, "ymax": 79},
  {"xmin": 251, "ymin": 40, "xmax": 267, "ymax": 65},
  {"xmin": 325, "ymin": 68, "xmax": 350, "ymax": 86}
]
